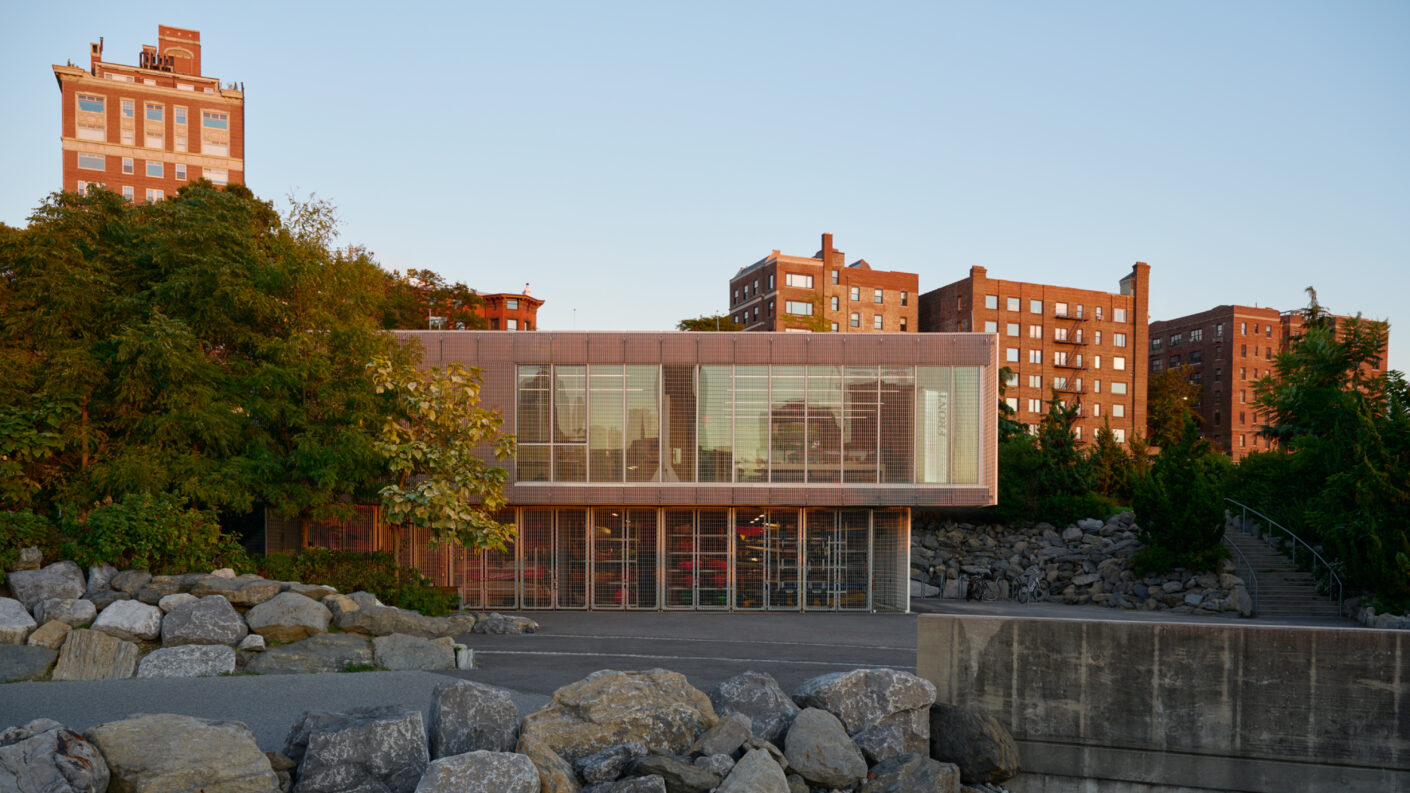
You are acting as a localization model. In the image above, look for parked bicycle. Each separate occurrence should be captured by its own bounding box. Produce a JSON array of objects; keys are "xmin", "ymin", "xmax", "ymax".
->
[
  {"xmin": 1013, "ymin": 565, "xmax": 1050, "ymax": 604},
  {"xmin": 965, "ymin": 572, "xmax": 1001, "ymax": 602}
]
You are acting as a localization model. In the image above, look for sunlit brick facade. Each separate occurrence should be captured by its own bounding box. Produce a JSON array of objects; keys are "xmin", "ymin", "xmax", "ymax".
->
[
  {"xmin": 53, "ymin": 25, "xmax": 244, "ymax": 201},
  {"xmin": 476, "ymin": 291, "xmax": 544, "ymax": 331}
]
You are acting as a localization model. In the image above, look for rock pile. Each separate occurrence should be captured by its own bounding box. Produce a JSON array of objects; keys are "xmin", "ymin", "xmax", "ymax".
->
[
  {"xmin": 0, "ymin": 666, "xmax": 1021, "ymax": 793},
  {"xmin": 0, "ymin": 550, "xmax": 538, "ymax": 683},
  {"xmin": 911, "ymin": 513, "xmax": 1255, "ymax": 616}
]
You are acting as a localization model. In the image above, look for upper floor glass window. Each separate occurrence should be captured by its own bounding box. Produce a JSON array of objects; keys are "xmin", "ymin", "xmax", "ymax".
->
[
  {"xmin": 202, "ymin": 111, "xmax": 229, "ymax": 129},
  {"xmin": 506, "ymin": 299, "xmax": 520, "ymax": 310},
  {"xmin": 785, "ymin": 273, "xmax": 813, "ymax": 288}
]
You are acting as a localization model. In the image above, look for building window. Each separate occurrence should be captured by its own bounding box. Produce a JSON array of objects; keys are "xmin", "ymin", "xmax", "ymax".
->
[
  {"xmin": 1005, "ymin": 397, "xmax": 1019, "ymax": 412},
  {"xmin": 1114, "ymin": 333, "xmax": 1127, "ymax": 348},
  {"xmin": 122, "ymin": 100, "xmax": 134, "ymax": 118},
  {"xmin": 1170, "ymin": 355, "xmax": 1180, "ymax": 366},
  {"xmin": 873, "ymin": 288, "xmax": 884, "ymax": 304},
  {"xmin": 831, "ymin": 322, "xmax": 839, "ymax": 332},
  {"xmin": 1170, "ymin": 333, "xmax": 1182, "ymax": 347},
  {"xmin": 1006, "ymin": 347, "xmax": 1019, "ymax": 362},
  {"xmin": 175, "ymin": 163, "xmax": 187, "ymax": 180},
  {"xmin": 1152, "ymin": 337, "xmax": 1162, "ymax": 350},
  {"xmin": 1054, "ymin": 351, "xmax": 1068, "ymax": 366},
  {"xmin": 1113, "ymin": 429, "xmax": 1126, "ymax": 443},
  {"xmin": 785, "ymin": 273, "xmax": 813, "ymax": 288},
  {"xmin": 733, "ymin": 289, "xmax": 739, "ymax": 305},
  {"xmin": 1007, "ymin": 297, "xmax": 1020, "ymax": 312},
  {"xmin": 1190, "ymin": 328, "xmax": 1204, "ymax": 342},
  {"xmin": 768, "ymin": 274, "xmax": 775, "ymax": 290},
  {"xmin": 204, "ymin": 167, "xmax": 229, "ymax": 185},
  {"xmin": 754, "ymin": 278, "xmax": 760, "ymax": 291},
  {"xmin": 1094, "ymin": 355, "xmax": 1102, "ymax": 369},
  {"xmin": 850, "ymin": 286, "xmax": 861, "ymax": 301},
  {"xmin": 831, "ymin": 296, "xmax": 840, "ymax": 311},
  {"xmin": 1005, "ymin": 371, "xmax": 1020, "ymax": 387},
  {"xmin": 1005, "ymin": 323, "xmax": 1018, "ymax": 337},
  {"xmin": 984, "ymin": 321, "xmax": 998, "ymax": 333},
  {"xmin": 1054, "ymin": 327, "xmax": 1069, "ymax": 342},
  {"xmin": 1239, "ymin": 434, "xmax": 1246, "ymax": 448},
  {"xmin": 1110, "ymin": 381, "xmax": 1128, "ymax": 394},
  {"xmin": 785, "ymin": 301, "xmax": 814, "ymax": 316},
  {"xmin": 753, "ymin": 306, "xmax": 759, "ymax": 320},
  {"xmin": 900, "ymin": 291, "xmax": 908, "ymax": 307},
  {"xmin": 1241, "ymin": 344, "xmax": 1247, "ymax": 357},
  {"xmin": 77, "ymin": 153, "xmax": 105, "ymax": 170},
  {"xmin": 831, "ymin": 269, "xmax": 839, "ymax": 284},
  {"xmin": 1028, "ymin": 375, "xmax": 1041, "ymax": 388},
  {"xmin": 1241, "ymin": 390, "xmax": 1247, "ymax": 404},
  {"xmin": 78, "ymin": 94, "xmax": 105, "ymax": 112},
  {"xmin": 1074, "ymin": 426, "xmax": 1082, "ymax": 441},
  {"xmin": 1030, "ymin": 300, "xmax": 1042, "ymax": 314},
  {"xmin": 506, "ymin": 319, "xmax": 519, "ymax": 330},
  {"xmin": 146, "ymin": 161, "xmax": 163, "ymax": 178},
  {"xmin": 122, "ymin": 185, "xmax": 134, "ymax": 201},
  {"xmin": 899, "ymin": 317, "xmax": 907, "ymax": 332},
  {"xmin": 506, "ymin": 298, "xmax": 520, "ymax": 310},
  {"xmin": 1053, "ymin": 376, "xmax": 1069, "ymax": 390},
  {"xmin": 175, "ymin": 106, "xmax": 187, "ymax": 125},
  {"xmin": 145, "ymin": 103, "xmax": 163, "ymax": 122},
  {"xmin": 1029, "ymin": 325, "xmax": 1042, "ymax": 339},
  {"xmin": 744, "ymin": 285, "xmax": 751, "ymax": 298},
  {"xmin": 1190, "ymin": 350, "xmax": 1203, "ymax": 364},
  {"xmin": 144, "ymin": 188, "xmax": 163, "ymax": 203},
  {"xmin": 1055, "ymin": 302, "xmax": 1068, "ymax": 316},
  {"xmin": 121, "ymin": 157, "xmax": 133, "ymax": 174},
  {"xmin": 850, "ymin": 313, "xmax": 860, "ymax": 328},
  {"xmin": 1266, "ymin": 325, "xmax": 1273, "ymax": 338},
  {"xmin": 1094, "ymin": 379, "xmax": 1102, "ymax": 393},
  {"xmin": 1095, "ymin": 307, "xmax": 1104, "ymax": 320},
  {"xmin": 1114, "ymin": 308, "xmax": 1127, "ymax": 323},
  {"xmin": 1028, "ymin": 349, "xmax": 1042, "ymax": 364},
  {"xmin": 768, "ymin": 301, "xmax": 774, "ymax": 315},
  {"xmin": 1113, "ymin": 356, "xmax": 1126, "ymax": 371},
  {"xmin": 1028, "ymin": 399, "xmax": 1043, "ymax": 413},
  {"xmin": 985, "ymin": 295, "xmax": 998, "ymax": 309},
  {"xmin": 1112, "ymin": 404, "xmax": 1126, "ymax": 418},
  {"xmin": 202, "ymin": 111, "xmax": 229, "ymax": 130},
  {"xmin": 1092, "ymin": 403, "xmax": 1101, "ymax": 417},
  {"xmin": 873, "ymin": 315, "xmax": 883, "ymax": 330}
]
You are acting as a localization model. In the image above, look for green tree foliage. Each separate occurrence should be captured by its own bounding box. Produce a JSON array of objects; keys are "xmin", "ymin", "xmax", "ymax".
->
[
  {"xmin": 60, "ymin": 493, "xmax": 250, "ymax": 574},
  {"xmin": 1088, "ymin": 418, "xmax": 1134, "ymax": 503},
  {"xmin": 381, "ymin": 267, "xmax": 486, "ymax": 330},
  {"xmin": 0, "ymin": 184, "xmax": 414, "ymax": 519},
  {"xmin": 991, "ymin": 391, "xmax": 1115, "ymax": 525},
  {"xmin": 369, "ymin": 355, "xmax": 517, "ymax": 551},
  {"xmin": 996, "ymin": 367, "xmax": 1025, "ymax": 443},
  {"xmin": 677, "ymin": 314, "xmax": 745, "ymax": 332},
  {"xmin": 1133, "ymin": 418, "xmax": 1229, "ymax": 572},
  {"xmin": 1146, "ymin": 364, "xmax": 1202, "ymax": 449},
  {"xmin": 1241, "ymin": 288, "xmax": 1408, "ymax": 608},
  {"xmin": 1036, "ymin": 391, "xmax": 1090, "ymax": 497}
]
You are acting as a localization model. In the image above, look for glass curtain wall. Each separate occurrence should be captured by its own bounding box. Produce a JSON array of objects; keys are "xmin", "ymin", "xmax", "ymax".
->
[
  {"xmin": 661, "ymin": 365, "xmax": 695, "ymax": 482},
  {"xmin": 699, "ymin": 366, "xmax": 733, "ymax": 482},
  {"xmin": 554, "ymin": 366, "xmax": 587, "ymax": 481},
  {"xmin": 804, "ymin": 509, "xmax": 871, "ymax": 611},
  {"xmin": 734, "ymin": 507, "xmax": 801, "ymax": 610},
  {"xmin": 519, "ymin": 508, "xmax": 588, "ymax": 609},
  {"xmin": 592, "ymin": 508, "xmax": 658, "ymax": 609},
  {"xmin": 664, "ymin": 509, "xmax": 730, "ymax": 609}
]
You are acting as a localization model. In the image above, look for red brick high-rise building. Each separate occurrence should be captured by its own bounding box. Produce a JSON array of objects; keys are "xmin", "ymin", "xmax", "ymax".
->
[
  {"xmin": 1149, "ymin": 304, "xmax": 1389, "ymax": 459},
  {"xmin": 919, "ymin": 264, "xmax": 1151, "ymax": 446},
  {"xmin": 52, "ymin": 25, "xmax": 244, "ymax": 201},
  {"xmin": 729, "ymin": 234, "xmax": 919, "ymax": 333},
  {"xmin": 476, "ymin": 288, "xmax": 544, "ymax": 331}
]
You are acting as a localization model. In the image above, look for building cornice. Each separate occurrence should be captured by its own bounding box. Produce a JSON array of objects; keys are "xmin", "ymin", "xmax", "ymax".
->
[{"xmin": 53, "ymin": 66, "xmax": 242, "ymax": 103}]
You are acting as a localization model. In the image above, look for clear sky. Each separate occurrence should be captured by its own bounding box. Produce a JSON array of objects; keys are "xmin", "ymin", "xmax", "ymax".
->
[{"xmin": 4, "ymin": 2, "xmax": 1407, "ymax": 373}]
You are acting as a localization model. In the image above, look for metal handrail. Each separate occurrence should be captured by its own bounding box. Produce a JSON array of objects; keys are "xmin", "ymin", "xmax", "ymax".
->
[
  {"xmin": 1220, "ymin": 527, "xmax": 1259, "ymax": 617},
  {"xmin": 1225, "ymin": 497, "xmax": 1343, "ymax": 617}
]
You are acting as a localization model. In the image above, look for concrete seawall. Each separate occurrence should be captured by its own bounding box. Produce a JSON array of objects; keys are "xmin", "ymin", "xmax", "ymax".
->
[{"xmin": 916, "ymin": 614, "xmax": 1408, "ymax": 793}]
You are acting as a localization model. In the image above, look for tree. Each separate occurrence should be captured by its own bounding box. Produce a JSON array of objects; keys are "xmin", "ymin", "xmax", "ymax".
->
[
  {"xmin": 677, "ymin": 314, "xmax": 744, "ymax": 332},
  {"xmin": 996, "ymin": 366, "xmax": 1025, "ymax": 443},
  {"xmin": 381, "ymin": 268, "xmax": 486, "ymax": 330},
  {"xmin": 1133, "ymin": 417, "xmax": 1228, "ymax": 571},
  {"xmin": 1088, "ymin": 417, "xmax": 1134, "ymax": 502},
  {"xmin": 1146, "ymin": 365, "xmax": 1201, "ymax": 449},
  {"xmin": 369, "ymin": 355, "xmax": 517, "ymax": 551},
  {"xmin": 1036, "ymin": 390, "xmax": 1090, "ymax": 498}
]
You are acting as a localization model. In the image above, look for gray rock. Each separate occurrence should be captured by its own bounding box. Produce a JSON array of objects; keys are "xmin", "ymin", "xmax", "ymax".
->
[
  {"xmin": 791, "ymin": 668, "xmax": 935, "ymax": 754},
  {"xmin": 693, "ymin": 753, "xmax": 735, "ymax": 777},
  {"xmin": 928, "ymin": 704, "xmax": 1020, "ymax": 784},
  {"xmin": 8, "ymin": 546, "xmax": 43, "ymax": 572},
  {"xmin": 245, "ymin": 633, "xmax": 373, "ymax": 675},
  {"xmin": 715, "ymin": 748, "xmax": 789, "ymax": 793},
  {"xmin": 334, "ymin": 599, "xmax": 478, "ymax": 639},
  {"xmin": 87, "ymin": 713, "xmax": 278, "ymax": 793},
  {"xmin": 471, "ymin": 612, "xmax": 538, "ymax": 634},
  {"xmin": 785, "ymin": 772, "xmax": 808, "ymax": 793},
  {"xmin": 415, "ymin": 750, "xmax": 540, "ymax": 793},
  {"xmin": 689, "ymin": 711, "xmax": 751, "ymax": 757},
  {"xmin": 246, "ymin": 591, "xmax": 333, "ymax": 642},
  {"xmin": 576, "ymin": 741, "xmax": 649, "ymax": 784},
  {"xmin": 137, "ymin": 644, "xmax": 237, "ymax": 678},
  {"xmin": 0, "ymin": 644, "xmax": 58, "ymax": 682},
  {"xmin": 1183, "ymin": 592, "xmax": 1204, "ymax": 608},
  {"xmin": 50, "ymin": 629, "xmax": 137, "ymax": 681},
  {"xmin": 430, "ymin": 679, "xmax": 522, "ymax": 758},
  {"xmin": 287, "ymin": 582, "xmax": 337, "ymax": 600},
  {"xmin": 34, "ymin": 597, "xmax": 97, "ymax": 627},
  {"xmin": 709, "ymin": 671, "xmax": 800, "ymax": 744},
  {"xmin": 162, "ymin": 594, "xmax": 250, "ymax": 646},
  {"xmin": 586, "ymin": 778, "xmax": 666, "ymax": 793},
  {"xmin": 1230, "ymin": 586, "xmax": 1254, "ymax": 617},
  {"xmin": 210, "ymin": 567, "xmax": 237, "ymax": 578},
  {"xmin": 84, "ymin": 590, "xmax": 130, "ymax": 610},
  {"xmin": 267, "ymin": 751, "xmax": 295, "ymax": 793},
  {"xmin": 90, "ymin": 598, "xmax": 162, "ymax": 642},
  {"xmin": 1077, "ymin": 518, "xmax": 1103, "ymax": 531},
  {"xmin": 238, "ymin": 633, "xmax": 267, "ymax": 652},
  {"xmin": 284, "ymin": 706, "xmax": 429, "ymax": 793},
  {"xmin": 859, "ymin": 752, "xmax": 960, "ymax": 793},
  {"xmin": 190, "ymin": 574, "xmax": 282, "ymax": 607},
  {"xmin": 910, "ymin": 580, "xmax": 941, "ymax": 597},
  {"xmin": 782, "ymin": 708, "xmax": 866, "ymax": 789},
  {"xmin": 373, "ymin": 632, "xmax": 455, "ymax": 671},
  {"xmin": 159, "ymin": 592, "xmax": 198, "ymax": 613},
  {"xmin": 1060, "ymin": 526, "xmax": 1083, "ymax": 542},
  {"xmin": 0, "ymin": 718, "xmax": 109, "ymax": 793},
  {"xmin": 27, "ymin": 619, "xmax": 72, "ymax": 650},
  {"xmin": 0, "ymin": 597, "xmax": 37, "ymax": 644},
  {"xmin": 85, "ymin": 564, "xmax": 118, "ymax": 594},
  {"xmin": 6, "ymin": 561, "xmax": 85, "ymax": 610},
  {"xmin": 136, "ymin": 576, "xmax": 184, "ymax": 605},
  {"xmin": 630, "ymin": 754, "xmax": 721, "ymax": 793},
  {"xmin": 109, "ymin": 569, "xmax": 152, "ymax": 594},
  {"xmin": 852, "ymin": 721, "xmax": 910, "ymax": 764}
]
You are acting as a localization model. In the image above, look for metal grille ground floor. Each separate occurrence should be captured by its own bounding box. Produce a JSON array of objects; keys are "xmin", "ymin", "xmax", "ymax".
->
[{"xmin": 267, "ymin": 506, "xmax": 911, "ymax": 613}]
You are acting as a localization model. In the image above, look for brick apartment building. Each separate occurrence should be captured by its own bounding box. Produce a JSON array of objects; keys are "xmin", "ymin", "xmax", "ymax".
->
[
  {"xmin": 919, "ymin": 264, "xmax": 1150, "ymax": 445},
  {"xmin": 53, "ymin": 25, "xmax": 244, "ymax": 201},
  {"xmin": 729, "ymin": 234, "xmax": 919, "ymax": 333},
  {"xmin": 477, "ymin": 288, "xmax": 544, "ymax": 331},
  {"xmin": 1149, "ymin": 305, "xmax": 1389, "ymax": 459}
]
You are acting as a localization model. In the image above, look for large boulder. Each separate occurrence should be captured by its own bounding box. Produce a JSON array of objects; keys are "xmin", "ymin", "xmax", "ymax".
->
[
  {"xmin": 782, "ymin": 708, "xmax": 867, "ymax": 789},
  {"xmin": 109, "ymin": 569, "xmax": 152, "ymax": 594},
  {"xmin": 0, "ymin": 718, "xmax": 109, "ymax": 793},
  {"xmin": 245, "ymin": 633, "xmax": 372, "ymax": 675},
  {"xmin": 50, "ymin": 629, "xmax": 137, "ymax": 681},
  {"xmin": 246, "ymin": 591, "xmax": 332, "ymax": 642},
  {"xmin": 161, "ymin": 595, "xmax": 250, "ymax": 646},
  {"xmin": 430, "ymin": 679, "xmax": 521, "ymax": 758},
  {"xmin": 8, "ymin": 546, "xmax": 42, "ymax": 572},
  {"xmin": 575, "ymin": 742, "xmax": 648, "ymax": 785},
  {"xmin": 715, "ymin": 748, "xmax": 789, "ymax": 793},
  {"xmin": 0, "ymin": 644, "xmax": 58, "ymax": 682},
  {"xmin": 519, "ymin": 669, "xmax": 717, "ymax": 763},
  {"xmin": 6, "ymin": 561, "xmax": 85, "ymax": 610},
  {"xmin": 91, "ymin": 598, "xmax": 163, "ymax": 642},
  {"xmin": 190, "ymin": 574, "xmax": 282, "ymax": 607},
  {"xmin": 332, "ymin": 596, "xmax": 477, "ymax": 638},
  {"xmin": 373, "ymin": 632, "xmax": 456, "ymax": 670},
  {"xmin": 85, "ymin": 563, "xmax": 118, "ymax": 594},
  {"xmin": 792, "ymin": 668, "xmax": 935, "ymax": 757},
  {"xmin": 137, "ymin": 644, "xmax": 237, "ymax": 678},
  {"xmin": 283, "ymin": 706, "xmax": 429, "ymax": 793},
  {"xmin": 84, "ymin": 590, "xmax": 130, "ymax": 611},
  {"xmin": 87, "ymin": 713, "xmax": 278, "ymax": 793},
  {"xmin": 689, "ymin": 712, "xmax": 752, "ymax": 757},
  {"xmin": 709, "ymin": 671, "xmax": 800, "ymax": 745},
  {"xmin": 858, "ymin": 753, "xmax": 960, "ymax": 793},
  {"xmin": 158, "ymin": 593, "xmax": 198, "ymax": 613},
  {"xmin": 518, "ymin": 734, "xmax": 582, "ymax": 793},
  {"xmin": 286, "ymin": 583, "xmax": 337, "ymax": 601},
  {"xmin": 34, "ymin": 597, "xmax": 97, "ymax": 628},
  {"xmin": 415, "ymin": 751, "xmax": 540, "ymax": 793},
  {"xmin": 928, "ymin": 704, "xmax": 1019, "ymax": 785},
  {"xmin": 629, "ymin": 755, "xmax": 720, "ymax": 793},
  {"xmin": 471, "ymin": 612, "xmax": 538, "ymax": 634},
  {"xmin": 27, "ymin": 619, "xmax": 72, "ymax": 650},
  {"xmin": 0, "ymin": 597, "xmax": 37, "ymax": 644},
  {"xmin": 136, "ymin": 576, "xmax": 184, "ymax": 605}
]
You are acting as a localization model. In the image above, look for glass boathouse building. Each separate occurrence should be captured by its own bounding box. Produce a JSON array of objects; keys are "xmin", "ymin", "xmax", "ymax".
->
[{"xmin": 390, "ymin": 331, "xmax": 997, "ymax": 612}]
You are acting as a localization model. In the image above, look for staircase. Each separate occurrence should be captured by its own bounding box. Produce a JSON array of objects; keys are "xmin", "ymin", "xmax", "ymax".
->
[{"xmin": 1223, "ymin": 527, "xmax": 1344, "ymax": 619}]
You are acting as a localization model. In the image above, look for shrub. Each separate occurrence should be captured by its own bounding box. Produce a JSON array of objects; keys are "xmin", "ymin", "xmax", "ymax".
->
[
  {"xmin": 0, "ymin": 510, "xmax": 64, "ymax": 584},
  {"xmin": 61, "ymin": 493, "xmax": 250, "ymax": 574},
  {"xmin": 1133, "ymin": 419, "xmax": 1229, "ymax": 572},
  {"xmin": 1040, "ymin": 492, "xmax": 1120, "ymax": 528},
  {"xmin": 251, "ymin": 548, "xmax": 458, "ymax": 616}
]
